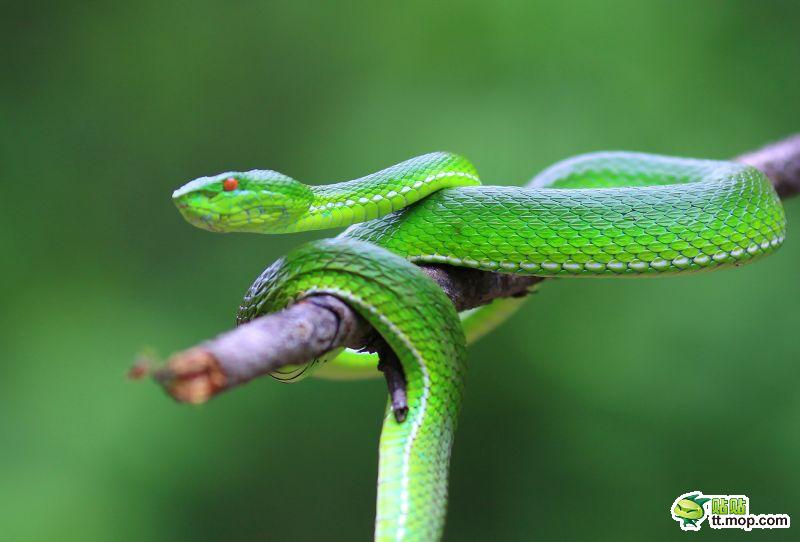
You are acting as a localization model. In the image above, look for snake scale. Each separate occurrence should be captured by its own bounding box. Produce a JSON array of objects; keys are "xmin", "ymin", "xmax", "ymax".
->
[{"xmin": 174, "ymin": 151, "xmax": 785, "ymax": 541}]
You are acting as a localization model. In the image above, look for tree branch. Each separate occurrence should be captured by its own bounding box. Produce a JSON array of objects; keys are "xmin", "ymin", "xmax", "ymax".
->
[
  {"xmin": 737, "ymin": 134, "xmax": 800, "ymax": 198},
  {"xmin": 140, "ymin": 134, "xmax": 800, "ymax": 403}
]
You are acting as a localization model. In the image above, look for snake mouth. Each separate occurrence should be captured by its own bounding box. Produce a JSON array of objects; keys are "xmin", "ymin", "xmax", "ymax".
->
[
  {"xmin": 173, "ymin": 186, "xmax": 301, "ymax": 233},
  {"xmin": 174, "ymin": 203, "xmax": 226, "ymax": 232},
  {"xmin": 174, "ymin": 199, "xmax": 281, "ymax": 232}
]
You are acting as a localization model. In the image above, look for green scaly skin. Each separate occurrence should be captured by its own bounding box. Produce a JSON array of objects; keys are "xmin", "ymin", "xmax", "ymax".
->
[
  {"xmin": 237, "ymin": 239, "xmax": 466, "ymax": 541},
  {"xmin": 173, "ymin": 151, "xmax": 786, "ymax": 541}
]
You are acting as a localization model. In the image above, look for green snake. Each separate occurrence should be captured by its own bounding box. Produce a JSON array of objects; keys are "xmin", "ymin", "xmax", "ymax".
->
[{"xmin": 173, "ymin": 152, "xmax": 785, "ymax": 541}]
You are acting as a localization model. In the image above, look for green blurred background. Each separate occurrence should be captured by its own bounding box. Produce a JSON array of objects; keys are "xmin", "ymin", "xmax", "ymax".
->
[{"xmin": 3, "ymin": 1, "xmax": 799, "ymax": 540}]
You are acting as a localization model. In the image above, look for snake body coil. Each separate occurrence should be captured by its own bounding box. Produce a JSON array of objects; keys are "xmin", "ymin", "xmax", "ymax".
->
[{"xmin": 174, "ymin": 151, "xmax": 785, "ymax": 541}]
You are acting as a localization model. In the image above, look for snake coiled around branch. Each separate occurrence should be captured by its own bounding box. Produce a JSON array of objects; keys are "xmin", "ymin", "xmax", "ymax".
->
[{"xmin": 174, "ymin": 151, "xmax": 785, "ymax": 541}]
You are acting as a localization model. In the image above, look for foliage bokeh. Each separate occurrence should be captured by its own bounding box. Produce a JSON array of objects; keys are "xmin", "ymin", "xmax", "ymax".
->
[{"xmin": 2, "ymin": 2, "xmax": 799, "ymax": 540}]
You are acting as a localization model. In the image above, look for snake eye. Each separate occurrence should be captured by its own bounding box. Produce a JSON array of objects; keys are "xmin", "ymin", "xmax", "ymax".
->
[{"xmin": 223, "ymin": 177, "xmax": 239, "ymax": 191}]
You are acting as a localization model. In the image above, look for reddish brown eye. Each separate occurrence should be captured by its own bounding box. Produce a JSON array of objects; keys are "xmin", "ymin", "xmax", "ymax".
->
[{"xmin": 223, "ymin": 177, "xmax": 238, "ymax": 191}]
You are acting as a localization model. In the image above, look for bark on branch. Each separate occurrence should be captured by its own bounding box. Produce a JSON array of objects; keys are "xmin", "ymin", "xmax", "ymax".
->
[{"xmin": 139, "ymin": 135, "xmax": 800, "ymax": 403}]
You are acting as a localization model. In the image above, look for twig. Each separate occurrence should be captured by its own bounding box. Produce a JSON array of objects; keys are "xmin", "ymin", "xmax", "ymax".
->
[
  {"xmin": 145, "ymin": 134, "xmax": 800, "ymax": 403},
  {"xmin": 377, "ymin": 345, "xmax": 409, "ymax": 423}
]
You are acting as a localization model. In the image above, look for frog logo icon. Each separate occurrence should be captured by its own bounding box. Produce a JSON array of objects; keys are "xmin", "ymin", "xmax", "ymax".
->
[{"xmin": 671, "ymin": 491, "xmax": 711, "ymax": 530}]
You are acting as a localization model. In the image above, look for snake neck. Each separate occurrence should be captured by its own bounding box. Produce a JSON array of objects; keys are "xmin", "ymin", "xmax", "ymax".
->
[{"xmin": 282, "ymin": 152, "xmax": 480, "ymax": 233}]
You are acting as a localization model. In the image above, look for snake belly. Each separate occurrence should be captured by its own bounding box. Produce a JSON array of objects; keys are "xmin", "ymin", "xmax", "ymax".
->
[{"xmin": 175, "ymin": 150, "xmax": 786, "ymax": 542}]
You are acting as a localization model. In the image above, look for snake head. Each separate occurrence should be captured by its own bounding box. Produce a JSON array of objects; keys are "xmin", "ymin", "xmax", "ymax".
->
[{"xmin": 173, "ymin": 170, "xmax": 313, "ymax": 233}]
